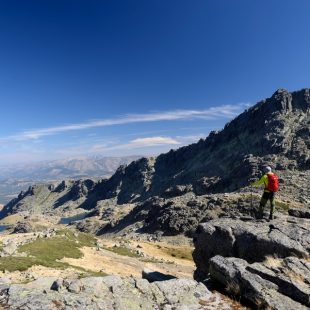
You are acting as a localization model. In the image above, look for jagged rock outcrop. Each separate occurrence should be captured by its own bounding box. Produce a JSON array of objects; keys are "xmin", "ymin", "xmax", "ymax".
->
[
  {"xmin": 193, "ymin": 215, "xmax": 310, "ymax": 309},
  {"xmin": 209, "ymin": 256, "xmax": 309, "ymax": 310},
  {"xmin": 0, "ymin": 179, "xmax": 97, "ymax": 219},
  {"xmin": 0, "ymin": 275, "xmax": 232, "ymax": 310},
  {"xmin": 12, "ymin": 221, "xmax": 34, "ymax": 234},
  {"xmin": 99, "ymin": 194, "xmax": 257, "ymax": 236}
]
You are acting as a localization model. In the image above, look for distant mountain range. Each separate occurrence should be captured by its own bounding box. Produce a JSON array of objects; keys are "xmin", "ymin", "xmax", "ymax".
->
[{"xmin": 0, "ymin": 155, "xmax": 140, "ymax": 203}]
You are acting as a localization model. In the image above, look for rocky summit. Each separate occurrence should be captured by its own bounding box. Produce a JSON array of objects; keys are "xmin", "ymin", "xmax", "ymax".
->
[{"xmin": 0, "ymin": 88, "xmax": 309, "ymax": 309}]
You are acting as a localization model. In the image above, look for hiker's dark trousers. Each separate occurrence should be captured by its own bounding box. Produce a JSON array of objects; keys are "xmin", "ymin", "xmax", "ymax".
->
[{"xmin": 258, "ymin": 191, "xmax": 275, "ymax": 219}]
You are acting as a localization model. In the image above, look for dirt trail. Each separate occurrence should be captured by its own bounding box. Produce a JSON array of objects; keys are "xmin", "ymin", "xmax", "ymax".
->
[
  {"xmin": 131, "ymin": 240, "xmax": 194, "ymax": 266},
  {"xmin": 61, "ymin": 240, "xmax": 195, "ymax": 278}
]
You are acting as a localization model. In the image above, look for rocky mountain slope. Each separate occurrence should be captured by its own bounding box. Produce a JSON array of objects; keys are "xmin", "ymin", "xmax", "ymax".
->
[
  {"xmin": 87, "ymin": 88, "xmax": 310, "ymax": 204},
  {"xmin": 1, "ymin": 88, "xmax": 309, "ymax": 231}
]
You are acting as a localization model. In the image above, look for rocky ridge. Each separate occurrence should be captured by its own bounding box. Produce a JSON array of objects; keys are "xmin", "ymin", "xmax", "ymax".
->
[
  {"xmin": 82, "ymin": 88, "xmax": 310, "ymax": 204},
  {"xmin": 1, "ymin": 88, "xmax": 309, "ymax": 225}
]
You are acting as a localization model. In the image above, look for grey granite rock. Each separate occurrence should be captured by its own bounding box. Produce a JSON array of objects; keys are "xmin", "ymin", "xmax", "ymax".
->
[
  {"xmin": 12, "ymin": 221, "xmax": 34, "ymax": 234},
  {"xmin": 289, "ymin": 207, "xmax": 310, "ymax": 219},
  {"xmin": 193, "ymin": 216, "xmax": 310, "ymax": 281},
  {"xmin": 209, "ymin": 255, "xmax": 308, "ymax": 310},
  {"xmin": 0, "ymin": 275, "xmax": 232, "ymax": 309},
  {"xmin": 193, "ymin": 216, "xmax": 310, "ymax": 308},
  {"xmin": 248, "ymin": 259, "xmax": 310, "ymax": 307}
]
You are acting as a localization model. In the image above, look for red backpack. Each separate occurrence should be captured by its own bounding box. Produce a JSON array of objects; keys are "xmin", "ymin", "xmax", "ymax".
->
[{"xmin": 267, "ymin": 173, "xmax": 279, "ymax": 192}]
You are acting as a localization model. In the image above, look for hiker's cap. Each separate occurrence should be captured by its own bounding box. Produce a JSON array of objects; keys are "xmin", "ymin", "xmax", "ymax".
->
[{"xmin": 264, "ymin": 166, "xmax": 272, "ymax": 173}]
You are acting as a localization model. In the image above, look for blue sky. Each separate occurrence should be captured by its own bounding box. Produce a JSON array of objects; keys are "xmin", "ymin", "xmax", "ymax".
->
[{"xmin": 0, "ymin": 0, "xmax": 309, "ymax": 164}]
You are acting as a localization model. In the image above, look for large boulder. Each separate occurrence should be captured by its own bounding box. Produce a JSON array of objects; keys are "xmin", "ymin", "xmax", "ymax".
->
[
  {"xmin": 193, "ymin": 216, "xmax": 310, "ymax": 281},
  {"xmin": 193, "ymin": 216, "xmax": 310, "ymax": 309},
  {"xmin": 209, "ymin": 255, "xmax": 309, "ymax": 310},
  {"xmin": 12, "ymin": 221, "xmax": 34, "ymax": 234}
]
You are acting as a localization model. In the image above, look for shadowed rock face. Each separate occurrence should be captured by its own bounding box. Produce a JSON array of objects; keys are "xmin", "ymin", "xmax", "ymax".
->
[{"xmin": 193, "ymin": 215, "xmax": 310, "ymax": 309}]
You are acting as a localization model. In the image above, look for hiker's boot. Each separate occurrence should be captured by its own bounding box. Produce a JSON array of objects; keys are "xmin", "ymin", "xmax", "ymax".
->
[
  {"xmin": 269, "ymin": 203, "xmax": 275, "ymax": 221},
  {"xmin": 257, "ymin": 204, "xmax": 264, "ymax": 219}
]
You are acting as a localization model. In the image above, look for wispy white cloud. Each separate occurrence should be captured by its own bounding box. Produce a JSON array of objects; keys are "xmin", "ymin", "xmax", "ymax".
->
[
  {"xmin": 55, "ymin": 134, "xmax": 204, "ymax": 156},
  {"xmin": 130, "ymin": 136, "xmax": 180, "ymax": 146},
  {"xmin": 87, "ymin": 135, "xmax": 204, "ymax": 153},
  {"xmin": 0, "ymin": 103, "xmax": 249, "ymax": 142},
  {"xmin": 79, "ymin": 136, "xmax": 179, "ymax": 154}
]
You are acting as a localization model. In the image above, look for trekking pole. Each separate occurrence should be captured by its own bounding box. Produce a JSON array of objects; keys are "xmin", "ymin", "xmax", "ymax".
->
[
  {"xmin": 250, "ymin": 184, "xmax": 253, "ymax": 209},
  {"xmin": 247, "ymin": 178, "xmax": 254, "ymax": 209}
]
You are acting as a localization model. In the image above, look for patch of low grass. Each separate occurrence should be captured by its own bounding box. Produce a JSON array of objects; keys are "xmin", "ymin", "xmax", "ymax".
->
[
  {"xmin": 286, "ymin": 271, "xmax": 305, "ymax": 284},
  {"xmin": 226, "ymin": 280, "xmax": 241, "ymax": 296},
  {"xmin": 140, "ymin": 257, "xmax": 174, "ymax": 264},
  {"xmin": 19, "ymin": 230, "xmax": 96, "ymax": 260},
  {"xmin": 78, "ymin": 270, "xmax": 108, "ymax": 278},
  {"xmin": 264, "ymin": 256, "xmax": 283, "ymax": 269},
  {"xmin": 275, "ymin": 201, "xmax": 290, "ymax": 212},
  {"xmin": 242, "ymin": 193, "xmax": 261, "ymax": 201},
  {"xmin": 0, "ymin": 256, "xmax": 57, "ymax": 272},
  {"xmin": 103, "ymin": 246, "xmax": 141, "ymax": 258},
  {"xmin": 0, "ymin": 229, "xmax": 96, "ymax": 272},
  {"xmin": 19, "ymin": 237, "xmax": 82, "ymax": 262},
  {"xmin": 155, "ymin": 245, "xmax": 193, "ymax": 261},
  {"xmin": 0, "ymin": 214, "xmax": 23, "ymax": 225}
]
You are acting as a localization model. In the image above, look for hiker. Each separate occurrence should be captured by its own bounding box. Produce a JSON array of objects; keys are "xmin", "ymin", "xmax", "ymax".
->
[{"xmin": 250, "ymin": 166, "xmax": 279, "ymax": 220}]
